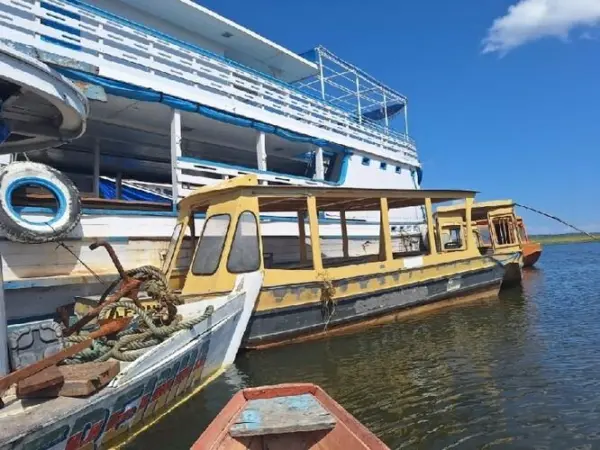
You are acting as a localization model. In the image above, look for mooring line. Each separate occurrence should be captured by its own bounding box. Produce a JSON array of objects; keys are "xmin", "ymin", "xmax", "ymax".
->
[{"xmin": 515, "ymin": 203, "xmax": 599, "ymax": 241}]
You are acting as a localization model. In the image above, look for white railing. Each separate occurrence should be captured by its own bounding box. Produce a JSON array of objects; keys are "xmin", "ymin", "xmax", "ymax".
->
[
  {"xmin": 0, "ymin": 0, "xmax": 419, "ymax": 165},
  {"xmin": 177, "ymin": 158, "xmax": 326, "ymax": 197}
]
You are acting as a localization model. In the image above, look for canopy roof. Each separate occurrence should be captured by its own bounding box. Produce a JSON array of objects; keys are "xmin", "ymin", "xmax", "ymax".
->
[
  {"xmin": 179, "ymin": 175, "xmax": 476, "ymax": 214},
  {"xmin": 436, "ymin": 200, "xmax": 515, "ymax": 221}
]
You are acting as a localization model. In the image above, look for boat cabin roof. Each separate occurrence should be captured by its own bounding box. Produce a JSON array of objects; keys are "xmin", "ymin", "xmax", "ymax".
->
[
  {"xmin": 178, "ymin": 175, "xmax": 477, "ymax": 215},
  {"xmin": 436, "ymin": 199, "xmax": 515, "ymax": 221}
]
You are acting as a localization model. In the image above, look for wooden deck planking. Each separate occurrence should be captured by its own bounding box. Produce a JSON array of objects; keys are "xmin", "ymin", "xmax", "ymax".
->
[{"xmin": 229, "ymin": 394, "xmax": 336, "ymax": 437}]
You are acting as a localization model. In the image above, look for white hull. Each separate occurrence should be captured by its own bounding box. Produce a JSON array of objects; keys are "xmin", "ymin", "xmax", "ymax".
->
[{"xmin": 0, "ymin": 271, "xmax": 262, "ymax": 450}]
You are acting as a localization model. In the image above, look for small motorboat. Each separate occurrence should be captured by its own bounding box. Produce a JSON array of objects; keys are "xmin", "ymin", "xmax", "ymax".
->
[{"xmin": 192, "ymin": 383, "xmax": 389, "ymax": 449}]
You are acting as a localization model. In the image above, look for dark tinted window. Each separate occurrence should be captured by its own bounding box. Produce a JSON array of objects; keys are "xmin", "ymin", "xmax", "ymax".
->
[
  {"xmin": 191, "ymin": 214, "xmax": 230, "ymax": 275},
  {"xmin": 227, "ymin": 212, "xmax": 260, "ymax": 273}
]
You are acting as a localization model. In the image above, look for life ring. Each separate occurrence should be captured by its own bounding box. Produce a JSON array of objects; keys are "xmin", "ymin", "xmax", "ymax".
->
[{"xmin": 0, "ymin": 162, "xmax": 81, "ymax": 243}]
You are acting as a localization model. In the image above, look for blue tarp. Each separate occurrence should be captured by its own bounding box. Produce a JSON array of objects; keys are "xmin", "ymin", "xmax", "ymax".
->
[
  {"xmin": 56, "ymin": 68, "xmax": 351, "ymax": 156},
  {"xmin": 99, "ymin": 178, "xmax": 170, "ymax": 203}
]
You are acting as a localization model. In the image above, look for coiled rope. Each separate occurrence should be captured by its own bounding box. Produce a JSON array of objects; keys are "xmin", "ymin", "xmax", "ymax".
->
[{"xmin": 54, "ymin": 265, "xmax": 212, "ymax": 364}]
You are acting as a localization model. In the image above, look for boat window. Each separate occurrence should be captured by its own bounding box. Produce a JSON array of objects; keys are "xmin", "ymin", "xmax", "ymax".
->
[
  {"xmin": 227, "ymin": 211, "xmax": 260, "ymax": 273},
  {"xmin": 191, "ymin": 214, "xmax": 231, "ymax": 275},
  {"xmin": 380, "ymin": 162, "xmax": 387, "ymax": 170},
  {"xmin": 477, "ymin": 225, "xmax": 491, "ymax": 246},
  {"xmin": 441, "ymin": 225, "xmax": 464, "ymax": 250},
  {"xmin": 395, "ymin": 166, "xmax": 402, "ymax": 174},
  {"xmin": 162, "ymin": 220, "xmax": 194, "ymax": 276},
  {"xmin": 361, "ymin": 157, "xmax": 371, "ymax": 166},
  {"xmin": 492, "ymin": 217, "xmax": 516, "ymax": 245},
  {"xmin": 162, "ymin": 223, "xmax": 183, "ymax": 272}
]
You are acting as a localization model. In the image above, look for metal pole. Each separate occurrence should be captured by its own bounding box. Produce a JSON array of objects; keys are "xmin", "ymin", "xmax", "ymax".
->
[
  {"xmin": 317, "ymin": 49, "xmax": 326, "ymax": 100},
  {"xmin": 404, "ymin": 101, "xmax": 409, "ymax": 136},
  {"xmin": 93, "ymin": 138, "xmax": 100, "ymax": 197},
  {"xmin": 0, "ymin": 260, "xmax": 8, "ymax": 376},
  {"xmin": 115, "ymin": 172, "xmax": 122, "ymax": 200},
  {"xmin": 382, "ymin": 88, "xmax": 389, "ymax": 129},
  {"xmin": 170, "ymin": 109, "xmax": 182, "ymax": 206},
  {"xmin": 355, "ymin": 71, "xmax": 362, "ymax": 124}
]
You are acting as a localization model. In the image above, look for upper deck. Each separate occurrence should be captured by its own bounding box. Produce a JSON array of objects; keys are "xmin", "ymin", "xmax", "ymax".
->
[{"xmin": 0, "ymin": 0, "xmax": 418, "ymax": 166}]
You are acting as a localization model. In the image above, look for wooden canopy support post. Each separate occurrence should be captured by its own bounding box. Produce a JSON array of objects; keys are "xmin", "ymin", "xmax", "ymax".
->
[
  {"xmin": 307, "ymin": 196, "xmax": 323, "ymax": 271},
  {"xmin": 256, "ymin": 131, "xmax": 267, "ymax": 185},
  {"xmin": 314, "ymin": 146, "xmax": 324, "ymax": 181},
  {"xmin": 298, "ymin": 211, "xmax": 307, "ymax": 263},
  {"xmin": 93, "ymin": 138, "xmax": 100, "ymax": 197},
  {"xmin": 425, "ymin": 198, "xmax": 438, "ymax": 256},
  {"xmin": 170, "ymin": 108, "xmax": 182, "ymax": 208},
  {"xmin": 0, "ymin": 262, "xmax": 7, "ymax": 376},
  {"xmin": 340, "ymin": 210, "xmax": 349, "ymax": 259},
  {"xmin": 465, "ymin": 197, "xmax": 473, "ymax": 250},
  {"xmin": 379, "ymin": 198, "xmax": 393, "ymax": 261}
]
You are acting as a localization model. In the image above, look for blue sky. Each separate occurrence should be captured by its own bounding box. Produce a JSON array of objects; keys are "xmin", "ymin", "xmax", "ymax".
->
[{"xmin": 199, "ymin": 0, "xmax": 600, "ymax": 234}]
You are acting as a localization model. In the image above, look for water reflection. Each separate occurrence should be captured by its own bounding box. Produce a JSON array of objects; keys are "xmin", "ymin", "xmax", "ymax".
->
[{"xmin": 129, "ymin": 243, "xmax": 600, "ymax": 449}]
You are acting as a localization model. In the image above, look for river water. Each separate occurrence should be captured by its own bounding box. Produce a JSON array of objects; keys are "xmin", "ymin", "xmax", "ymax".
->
[{"xmin": 129, "ymin": 242, "xmax": 600, "ymax": 449}]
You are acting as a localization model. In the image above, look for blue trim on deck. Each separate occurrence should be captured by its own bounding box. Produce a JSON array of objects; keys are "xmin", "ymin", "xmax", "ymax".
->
[{"xmin": 57, "ymin": 67, "xmax": 354, "ymax": 159}]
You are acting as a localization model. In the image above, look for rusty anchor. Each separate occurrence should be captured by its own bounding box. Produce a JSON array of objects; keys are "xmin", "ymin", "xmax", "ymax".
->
[{"xmin": 61, "ymin": 241, "xmax": 143, "ymax": 337}]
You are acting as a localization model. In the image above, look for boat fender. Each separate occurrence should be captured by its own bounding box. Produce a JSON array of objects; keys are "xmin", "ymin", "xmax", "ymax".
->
[{"xmin": 0, "ymin": 162, "xmax": 81, "ymax": 243}]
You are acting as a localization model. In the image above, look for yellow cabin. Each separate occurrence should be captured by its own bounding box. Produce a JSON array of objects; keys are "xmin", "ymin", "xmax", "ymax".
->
[
  {"xmin": 436, "ymin": 200, "xmax": 523, "ymax": 285},
  {"xmin": 163, "ymin": 175, "xmax": 507, "ymax": 348}
]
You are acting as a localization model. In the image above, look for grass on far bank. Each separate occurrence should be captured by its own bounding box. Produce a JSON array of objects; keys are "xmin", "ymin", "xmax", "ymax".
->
[{"xmin": 530, "ymin": 233, "xmax": 600, "ymax": 245}]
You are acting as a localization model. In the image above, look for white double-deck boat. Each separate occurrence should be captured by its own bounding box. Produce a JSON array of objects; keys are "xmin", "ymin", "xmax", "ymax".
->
[{"xmin": 0, "ymin": 0, "xmax": 425, "ymax": 365}]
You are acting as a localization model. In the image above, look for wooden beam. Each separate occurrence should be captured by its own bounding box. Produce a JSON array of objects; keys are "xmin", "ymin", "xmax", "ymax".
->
[
  {"xmin": 465, "ymin": 197, "xmax": 473, "ymax": 250},
  {"xmin": 307, "ymin": 197, "xmax": 323, "ymax": 270},
  {"xmin": 425, "ymin": 198, "xmax": 438, "ymax": 256},
  {"xmin": 379, "ymin": 198, "xmax": 393, "ymax": 261},
  {"xmin": 340, "ymin": 210, "xmax": 349, "ymax": 258},
  {"xmin": 298, "ymin": 211, "xmax": 307, "ymax": 263}
]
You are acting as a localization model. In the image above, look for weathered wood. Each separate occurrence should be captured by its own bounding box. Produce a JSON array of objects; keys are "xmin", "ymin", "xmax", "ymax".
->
[
  {"xmin": 229, "ymin": 394, "xmax": 336, "ymax": 437},
  {"xmin": 16, "ymin": 366, "xmax": 63, "ymax": 397},
  {"xmin": 59, "ymin": 361, "xmax": 120, "ymax": 397},
  {"xmin": 0, "ymin": 318, "xmax": 130, "ymax": 397},
  {"xmin": 18, "ymin": 361, "xmax": 120, "ymax": 398}
]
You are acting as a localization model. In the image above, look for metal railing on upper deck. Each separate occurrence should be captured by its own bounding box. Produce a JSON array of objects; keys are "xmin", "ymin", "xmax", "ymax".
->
[{"xmin": 0, "ymin": 0, "xmax": 418, "ymax": 164}]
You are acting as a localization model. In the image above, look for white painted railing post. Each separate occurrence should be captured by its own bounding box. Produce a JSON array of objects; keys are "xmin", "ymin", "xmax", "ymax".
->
[
  {"xmin": 0, "ymin": 260, "xmax": 8, "ymax": 376},
  {"xmin": 255, "ymin": 131, "xmax": 267, "ymax": 185},
  {"xmin": 314, "ymin": 146, "xmax": 324, "ymax": 180},
  {"xmin": 93, "ymin": 138, "xmax": 100, "ymax": 197},
  {"xmin": 170, "ymin": 109, "xmax": 182, "ymax": 204}
]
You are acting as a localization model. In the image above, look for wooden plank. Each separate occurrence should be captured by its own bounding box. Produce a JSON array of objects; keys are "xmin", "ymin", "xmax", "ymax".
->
[
  {"xmin": 17, "ymin": 361, "xmax": 120, "ymax": 398},
  {"xmin": 16, "ymin": 366, "xmax": 63, "ymax": 398},
  {"xmin": 229, "ymin": 394, "xmax": 336, "ymax": 437},
  {"xmin": 57, "ymin": 361, "xmax": 119, "ymax": 397},
  {"xmin": 0, "ymin": 319, "xmax": 128, "ymax": 396}
]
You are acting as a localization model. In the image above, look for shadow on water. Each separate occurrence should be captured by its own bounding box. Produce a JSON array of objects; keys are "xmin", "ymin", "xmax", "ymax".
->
[{"xmin": 128, "ymin": 242, "xmax": 600, "ymax": 449}]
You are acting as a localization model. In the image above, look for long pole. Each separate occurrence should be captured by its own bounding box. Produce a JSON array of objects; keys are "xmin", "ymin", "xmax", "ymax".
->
[{"xmin": 516, "ymin": 203, "xmax": 599, "ymax": 241}]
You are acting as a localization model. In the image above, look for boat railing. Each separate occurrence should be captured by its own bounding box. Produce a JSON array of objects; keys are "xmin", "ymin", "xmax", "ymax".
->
[
  {"xmin": 177, "ymin": 157, "xmax": 327, "ymax": 198},
  {"xmin": 0, "ymin": 0, "xmax": 418, "ymax": 164}
]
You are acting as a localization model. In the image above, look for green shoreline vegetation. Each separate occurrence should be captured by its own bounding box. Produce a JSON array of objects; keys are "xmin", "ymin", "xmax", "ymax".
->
[{"xmin": 530, "ymin": 233, "xmax": 600, "ymax": 245}]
